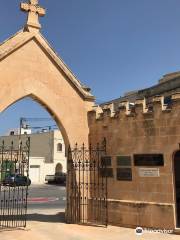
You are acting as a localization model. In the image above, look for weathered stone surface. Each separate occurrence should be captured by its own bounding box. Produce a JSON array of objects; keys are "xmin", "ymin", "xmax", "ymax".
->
[
  {"xmin": 0, "ymin": 30, "xmax": 94, "ymax": 147},
  {"xmin": 88, "ymin": 95, "xmax": 180, "ymax": 229}
]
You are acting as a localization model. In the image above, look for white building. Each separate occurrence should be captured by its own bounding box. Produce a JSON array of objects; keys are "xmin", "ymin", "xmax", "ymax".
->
[
  {"xmin": 8, "ymin": 127, "xmax": 32, "ymax": 135},
  {"xmin": 0, "ymin": 129, "xmax": 67, "ymax": 184}
]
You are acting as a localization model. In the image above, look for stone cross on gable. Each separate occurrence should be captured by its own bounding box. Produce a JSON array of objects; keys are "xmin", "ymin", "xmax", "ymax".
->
[{"xmin": 20, "ymin": 0, "xmax": 46, "ymax": 32}]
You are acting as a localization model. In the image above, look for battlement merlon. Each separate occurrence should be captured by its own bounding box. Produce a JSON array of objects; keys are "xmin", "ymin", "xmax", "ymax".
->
[{"xmin": 88, "ymin": 92, "xmax": 180, "ymax": 121}]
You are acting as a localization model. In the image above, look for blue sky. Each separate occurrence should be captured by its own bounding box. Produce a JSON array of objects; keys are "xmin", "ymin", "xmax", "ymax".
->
[
  {"xmin": 0, "ymin": 98, "xmax": 56, "ymax": 136},
  {"xmin": 0, "ymin": 0, "xmax": 180, "ymax": 134}
]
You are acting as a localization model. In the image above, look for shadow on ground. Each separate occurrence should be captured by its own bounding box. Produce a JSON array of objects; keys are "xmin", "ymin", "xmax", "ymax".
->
[
  {"xmin": 27, "ymin": 212, "xmax": 66, "ymax": 223},
  {"xmin": 45, "ymin": 183, "xmax": 66, "ymax": 187}
]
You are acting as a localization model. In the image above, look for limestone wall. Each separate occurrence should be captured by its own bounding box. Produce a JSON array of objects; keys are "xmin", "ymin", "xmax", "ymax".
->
[{"xmin": 88, "ymin": 92, "xmax": 180, "ymax": 229}]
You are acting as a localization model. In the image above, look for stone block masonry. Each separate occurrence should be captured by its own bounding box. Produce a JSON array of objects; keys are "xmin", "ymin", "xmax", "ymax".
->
[{"xmin": 88, "ymin": 92, "xmax": 180, "ymax": 229}]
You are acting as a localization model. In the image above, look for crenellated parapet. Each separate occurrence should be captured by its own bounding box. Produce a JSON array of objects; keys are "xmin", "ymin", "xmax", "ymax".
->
[
  {"xmin": 119, "ymin": 101, "xmax": 133, "ymax": 116},
  {"xmin": 92, "ymin": 103, "xmax": 116, "ymax": 119},
  {"xmin": 92, "ymin": 105, "xmax": 103, "ymax": 120},
  {"xmin": 135, "ymin": 98, "xmax": 150, "ymax": 114},
  {"xmin": 88, "ymin": 92, "xmax": 180, "ymax": 121},
  {"xmin": 102, "ymin": 103, "xmax": 116, "ymax": 118},
  {"xmin": 152, "ymin": 95, "xmax": 171, "ymax": 111}
]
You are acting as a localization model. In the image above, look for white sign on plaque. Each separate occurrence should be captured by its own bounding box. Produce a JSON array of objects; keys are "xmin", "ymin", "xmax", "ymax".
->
[{"xmin": 138, "ymin": 168, "xmax": 160, "ymax": 177}]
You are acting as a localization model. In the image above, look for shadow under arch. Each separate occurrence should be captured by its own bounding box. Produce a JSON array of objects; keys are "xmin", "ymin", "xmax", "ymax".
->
[{"xmin": 0, "ymin": 93, "xmax": 70, "ymax": 149}]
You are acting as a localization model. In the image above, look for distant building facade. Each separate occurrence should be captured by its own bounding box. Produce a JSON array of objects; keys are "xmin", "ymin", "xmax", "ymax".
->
[
  {"xmin": 0, "ymin": 129, "xmax": 66, "ymax": 183},
  {"xmin": 8, "ymin": 127, "xmax": 32, "ymax": 135}
]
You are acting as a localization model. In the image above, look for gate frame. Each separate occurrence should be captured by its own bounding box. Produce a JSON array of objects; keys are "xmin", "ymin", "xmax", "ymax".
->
[
  {"xmin": 66, "ymin": 138, "xmax": 108, "ymax": 227},
  {"xmin": 0, "ymin": 137, "xmax": 30, "ymax": 229}
]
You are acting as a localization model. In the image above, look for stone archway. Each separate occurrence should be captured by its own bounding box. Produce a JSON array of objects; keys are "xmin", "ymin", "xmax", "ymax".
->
[
  {"xmin": 0, "ymin": 33, "xmax": 94, "ymax": 226},
  {"xmin": 0, "ymin": 33, "xmax": 94, "ymax": 146},
  {"xmin": 0, "ymin": 0, "xmax": 95, "ymax": 228}
]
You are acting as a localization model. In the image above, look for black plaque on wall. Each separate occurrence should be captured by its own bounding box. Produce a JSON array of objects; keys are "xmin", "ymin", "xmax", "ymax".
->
[
  {"xmin": 117, "ymin": 156, "xmax": 131, "ymax": 166},
  {"xmin": 117, "ymin": 168, "xmax": 132, "ymax": 181},
  {"xmin": 134, "ymin": 154, "xmax": 164, "ymax": 166},
  {"xmin": 101, "ymin": 156, "xmax": 112, "ymax": 166},
  {"xmin": 100, "ymin": 168, "xmax": 113, "ymax": 177}
]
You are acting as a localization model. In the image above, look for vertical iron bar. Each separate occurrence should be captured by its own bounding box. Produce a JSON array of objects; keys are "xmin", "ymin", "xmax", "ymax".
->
[
  {"xmin": 77, "ymin": 144, "xmax": 80, "ymax": 223},
  {"xmin": 24, "ymin": 137, "xmax": 30, "ymax": 227},
  {"xmin": 97, "ymin": 142, "xmax": 100, "ymax": 225},
  {"xmin": 67, "ymin": 145, "xmax": 70, "ymax": 223},
  {"xmin": 86, "ymin": 147, "xmax": 89, "ymax": 224}
]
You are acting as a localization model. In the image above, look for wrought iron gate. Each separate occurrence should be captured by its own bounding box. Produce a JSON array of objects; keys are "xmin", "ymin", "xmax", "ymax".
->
[
  {"xmin": 0, "ymin": 138, "xmax": 30, "ymax": 229},
  {"xmin": 67, "ymin": 139, "xmax": 108, "ymax": 227}
]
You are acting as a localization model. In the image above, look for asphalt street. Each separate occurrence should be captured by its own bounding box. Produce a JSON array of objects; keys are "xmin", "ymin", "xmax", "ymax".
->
[
  {"xmin": 1, "ymin": 185, "xmax": 180, "ymax": 239},
  {"xmin": 27, "ymin": 184, "xmax": 66, "ymax": 212}
]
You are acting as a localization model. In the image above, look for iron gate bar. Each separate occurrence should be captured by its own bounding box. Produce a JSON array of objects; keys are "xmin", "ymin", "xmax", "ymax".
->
[
  {"xmin": 0, "ymin": 137, "xmax": 30, "ymax": 229},
  {"xmin": 67, "ymin": 138, "xmax": 108, "ymax": 227}
]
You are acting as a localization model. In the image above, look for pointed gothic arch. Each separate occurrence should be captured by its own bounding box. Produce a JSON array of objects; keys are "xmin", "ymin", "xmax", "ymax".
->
[
  {"xmin": 1, "ymin": 93, "xmax": 70, "ymax": 147},
  {"xmin": 0, "ymin": 31, "xmax": 94, "ymax": 147},
  {"xmin": 0, "ymin": 1, "xmax": 103, "ymax": 228}
]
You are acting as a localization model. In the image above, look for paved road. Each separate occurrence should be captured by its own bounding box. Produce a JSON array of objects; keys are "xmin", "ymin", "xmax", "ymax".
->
[
  {"xmin": 27, "ymin": 184, "xmax": 66, "ymax": 212},
  {"xmin": 1, "ymin": 220, "xmax": 180, "ymax": 240},
  {"xmin": 1, "ymin": 184, "xmax": 180, "ymax": 239}
]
